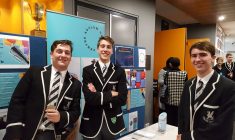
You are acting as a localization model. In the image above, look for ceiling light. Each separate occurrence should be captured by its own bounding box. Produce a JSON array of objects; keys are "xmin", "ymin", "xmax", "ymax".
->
[{"xmin": 218, "ymin": 16, "xmax": 225, "ymax": 21}]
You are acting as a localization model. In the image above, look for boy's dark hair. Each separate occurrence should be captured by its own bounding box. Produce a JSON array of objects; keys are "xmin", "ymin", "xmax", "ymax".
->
[
  {"xmin": 51, "ymin": 40, "xmax": 73, "ymax": 53},
  {"xmin": 226, "ymin": 53, "xmax": 233, "ymax": 58},
  {"xmin": 97, "ymin": 36, "xmax": 114, "ymax": 48},
  {"xmin": 190, "ymin": 41, "xmax": 215, "ymax": 56},
  {"xmin": 216, "ymin": 57, "xmax": 223, "ymax": 62}
]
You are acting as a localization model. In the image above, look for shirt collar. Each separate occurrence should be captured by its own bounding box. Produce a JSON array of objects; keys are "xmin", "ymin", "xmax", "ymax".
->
[
  {"xmin": 197, "ymin": 70, "xmax": 214, "ymax": 85},
  {"xmin": 51, "ymin": 66, "xmax": 67, "ymax": 78},
  {"xmin": 98, "ymin": 60, "xmax": 110, "ymax": 69}
]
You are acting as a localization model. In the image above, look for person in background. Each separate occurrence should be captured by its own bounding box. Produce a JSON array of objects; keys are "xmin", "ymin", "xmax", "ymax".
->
[
  {"xmin": 158, "ymin": 57, "xmax": 174, "ymax": 112},
  {"xmin": 222, "ymin": 53, "xmax": 235, "ymax": 81},
  {"xmin": 79, "ymin": 36, "xmax": 127, "ymax": 140},
  {"xmin": 163, "ymin": 57, "xmax": 187, "ymax": 126},
  {"xmin": 213, "ymin": 56, "xmax": 224, "ymax": 75},
  {"xmin": 178, "ymin": 41, "xmax": 235, "ymax": 140},
  {"xmin": 3, "ymin": 40, "xmax": 81, "ymax": 140}
]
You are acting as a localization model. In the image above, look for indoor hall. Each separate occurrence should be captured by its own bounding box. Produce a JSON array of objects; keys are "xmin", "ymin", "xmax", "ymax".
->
[{"xmin": 0, "ymin": 0, "xmax": 235, "ymax": 139}]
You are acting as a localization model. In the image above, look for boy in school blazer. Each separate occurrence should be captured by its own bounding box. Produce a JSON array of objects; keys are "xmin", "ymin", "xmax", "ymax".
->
[
  {"xmin": 80, "ymin": 36, "xmax": 127, "ymax": 139},
  {"xmin": 178, "ymin": 41, "xmax": 235, "ymax": 140},
  {"xmin": 222, "ymin": 53, "xmax": 235, "ymax": 81},
  {"xmin": 4, "ymin": 40, "xmax": 81, "ymax": 140}
]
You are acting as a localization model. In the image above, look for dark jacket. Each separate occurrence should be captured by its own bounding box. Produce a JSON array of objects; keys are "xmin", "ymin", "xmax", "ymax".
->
[
  {"xmin": 4, "ymin": 65, "xmax": 81, "ymax": 140},
  {"xmin": 222, "ymin": 62, "xmax": 235, "ymax": 81},
  {"xmin": 80, "ymin": 62, "xmax": 127, "ymax": 138},
  {"xmin": 178, "ymin": 71, "xmax": 235, "ymax": 140}
]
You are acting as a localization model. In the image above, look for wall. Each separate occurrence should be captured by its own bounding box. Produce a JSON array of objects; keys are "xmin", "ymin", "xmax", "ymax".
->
[
  {"xmin": 154, "ymin": 28, "xmax": 186, "ymax": 79},
  {"xmin": 184, "ymin": 23, "xmax": 216, "ymax": 45},
  {"xmin": 0, "ymin": 0, "xmax": 64, "ymax": 35},
  {"xmin": 64, "ymin": 0, "xmax": 156, "ymax": 125},
  {"xmin": 155, "ymin": 14, "xmax": 179, "ymax": 32},
  {"xmin": 0, "ymin": 0, "xmax": 22, "ymax": 34},
  {"xmin": 225, "ymin": 41, "xmax": 235, "ymax": 52}
]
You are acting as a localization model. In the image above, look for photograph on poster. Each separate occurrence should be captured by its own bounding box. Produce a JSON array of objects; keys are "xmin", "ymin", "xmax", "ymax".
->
[
  {"xmin": 138, "ymin": 48, "xmax": 146, "ymax": 67},
  {"xmin": 0, "ymin": 34, "xmax": 30, "ymax": 69},
  {"xmin": 130, "ymin": 69, "xmax": 146, "ymax": 88},
  {"xmin": 115, "ymin": 46, "xmax": 134, "ymax": 67},
  {"xmin": 129, "ymin": 111, "xmax": 138, "ymax": 132}
]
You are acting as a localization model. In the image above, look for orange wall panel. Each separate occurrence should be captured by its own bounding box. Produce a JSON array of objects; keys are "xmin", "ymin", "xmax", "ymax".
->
[
  {"xmin": 0, "ymin": 0, "xmax": 64, "ymax": 35},
  {"xmin": 0, "ymin": 0, "xmax": 22, "ymax": 34},
  {"xmin": 154, "ymin": 28, "xmax": 186, "ymax": 79}
]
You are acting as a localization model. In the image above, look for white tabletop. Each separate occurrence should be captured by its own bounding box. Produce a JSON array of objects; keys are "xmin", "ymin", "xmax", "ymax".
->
[{"xmin": 119, "ymin": 123, "xmax": 178, "ymax": 140}]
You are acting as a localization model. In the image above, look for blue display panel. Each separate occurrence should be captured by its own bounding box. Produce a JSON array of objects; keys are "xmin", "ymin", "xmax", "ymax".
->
[
  {"xmin": 46, "ymin": 10, "xmax": 105, "ymax": 62},
  {"xmin": 112, "ymin": 45, "xmax": 146, "ymax": 138}
]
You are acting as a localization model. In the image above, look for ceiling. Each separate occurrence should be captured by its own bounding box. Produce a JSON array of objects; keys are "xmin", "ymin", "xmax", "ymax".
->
[{"xmin": 156, "ymin": 0, "xmax": 235, "ymax": 44}]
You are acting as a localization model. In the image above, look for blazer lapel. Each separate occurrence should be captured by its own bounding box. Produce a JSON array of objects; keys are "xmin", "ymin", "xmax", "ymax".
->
[
  {"xmin": 194, "ymin": 72, "xmax": 220, "ymax": 114},
  {"xmin": 41, "ymin": 65, "xmax": 52, "ymax": 103},
  {"xmin": 57, "ymin": 72, "xmax": 73, "ymax": 107},
  {"xmin": 93, "ymin": 62, "xmax": 104, "ymax": 86},
  {"xmin": 188, "ymin": 78, "xmax": 196, "ymax": 131},
  {"xmin": 189, "ymin": 78, "xmax": 197, "ymax": 111},
  {"xmin": 102, "ymin": 63, "xmax": 115, "ymax": 91},
  {"xmin": 104, "ymin": 63, "xmax": 114, "ymax": 81}
]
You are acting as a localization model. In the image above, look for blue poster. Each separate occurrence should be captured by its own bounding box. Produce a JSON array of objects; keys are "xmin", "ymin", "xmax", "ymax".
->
[
  {"xmin": 46, "ymin": 11, "xmax": 105, "ymax": 64},
  {"xmin": 115, "ymin": 46, "xmax": 134, "ymax": 67},
  {"xmin": 130, "ymin": 88, "xmax": 145, "ymax": 109},
  {"xmin": 0, "ymin": 73, "xmax": 23, "ymax": 108}
]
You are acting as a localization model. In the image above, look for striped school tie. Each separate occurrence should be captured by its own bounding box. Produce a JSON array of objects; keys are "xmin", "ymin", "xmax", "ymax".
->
[
  {"xmin": 194, "ymin": 80, "xmax": 204, "ymax": 110},
  {"xmin": 102, "ymin": 64, "xmax": 107, "ymax": 77},
  {"xmin": 41, "ymin": 71, "xmax": 61, "ymax": 129}
]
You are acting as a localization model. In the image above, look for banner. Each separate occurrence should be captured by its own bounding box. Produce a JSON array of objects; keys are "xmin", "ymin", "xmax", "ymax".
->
[{"xmin": 46, "ymin": 10, "xmax": 105, "ymax": 64}]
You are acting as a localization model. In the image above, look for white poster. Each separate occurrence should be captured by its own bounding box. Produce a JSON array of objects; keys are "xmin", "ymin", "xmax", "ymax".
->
[
  {"xmin": 129, "ymin": 111, "xmax": 138, "ymax": 132},
  {"xmin": 138, "ymin": 49, "xmax": 146, "ymax": 67}
]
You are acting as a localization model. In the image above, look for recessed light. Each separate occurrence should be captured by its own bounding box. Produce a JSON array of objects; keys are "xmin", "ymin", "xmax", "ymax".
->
[{"xmin": 218, "ymin": 16, "xmax": 225, "ymax": 21}]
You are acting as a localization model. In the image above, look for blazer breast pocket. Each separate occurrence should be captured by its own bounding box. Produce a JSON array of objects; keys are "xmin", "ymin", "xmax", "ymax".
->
[
  {"xmin": 201, "ymin": 104, "xmax": 219, "ymax": 124},
  {"xmin": 62, "ymin": 96, "xmax": 73, "ymax": 110}
]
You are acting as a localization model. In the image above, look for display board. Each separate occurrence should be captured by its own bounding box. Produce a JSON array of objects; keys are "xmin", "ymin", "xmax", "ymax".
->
[
  {"xmin": 0, "ymin": 32, "xmax": 46, "ymax": 131},
  {"xmin": 112, "ymin": 45, "xmax": 146, "ymax": 137}
]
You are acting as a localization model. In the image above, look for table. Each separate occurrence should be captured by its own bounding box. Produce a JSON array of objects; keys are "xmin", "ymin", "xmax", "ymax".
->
[{"xmin": 119, "ymin": 123, "xmax": 178, "ymax": 140}]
